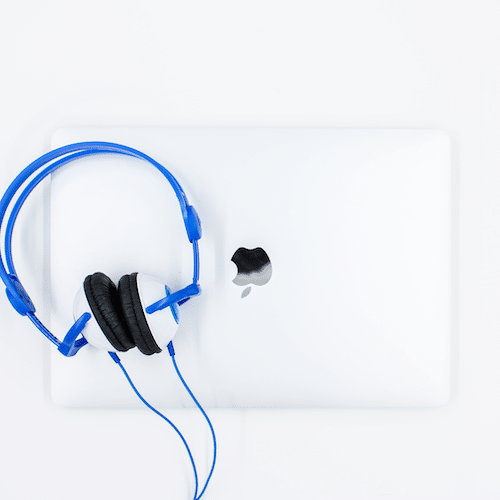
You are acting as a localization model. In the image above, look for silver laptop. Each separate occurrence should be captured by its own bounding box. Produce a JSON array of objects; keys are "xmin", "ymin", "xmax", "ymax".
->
[{"xmin": 49, "ymin": 127, "xmax": 451, "ymax": 408}]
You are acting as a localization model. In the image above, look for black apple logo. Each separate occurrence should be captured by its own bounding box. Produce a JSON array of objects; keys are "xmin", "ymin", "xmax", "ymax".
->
[{"xmin": 231, "ymin": 247, "xmax": 272, "ymax": 298}]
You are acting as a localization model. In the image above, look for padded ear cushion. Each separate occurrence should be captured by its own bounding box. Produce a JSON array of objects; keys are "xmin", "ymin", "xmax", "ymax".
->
[
  {"xmin": 84, "ymin": 272, "xmax": 135, "ymax": 352},
  {"xmin": 118, "ymin": 273, "xmax": 162, "ymax": 356}
]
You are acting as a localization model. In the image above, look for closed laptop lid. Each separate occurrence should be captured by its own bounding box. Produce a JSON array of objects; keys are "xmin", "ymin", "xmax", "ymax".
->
[{"xmin": 49, "ymin": 127, "xmax": 450, "ymax": 408}]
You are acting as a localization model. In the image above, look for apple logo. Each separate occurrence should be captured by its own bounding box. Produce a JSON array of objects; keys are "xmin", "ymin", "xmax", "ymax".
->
[{"xmin": 231, "ymin": 247, "xmax": 272, "ymax": 298}]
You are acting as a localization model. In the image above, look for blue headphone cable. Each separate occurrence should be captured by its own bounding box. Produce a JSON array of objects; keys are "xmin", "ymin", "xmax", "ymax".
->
[{"xmin": 109, "ymin": 342, "xmax": 217, "ymax": 500}]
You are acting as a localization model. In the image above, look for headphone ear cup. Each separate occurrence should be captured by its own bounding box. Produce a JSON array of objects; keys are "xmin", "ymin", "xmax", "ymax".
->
[
  {"xmin": 74, "ymin": 272, "xmax": 135, "ymax": 352},
  {"xmin": 118, "ymin": 273, "xmax": 179, "ymax": 355}
]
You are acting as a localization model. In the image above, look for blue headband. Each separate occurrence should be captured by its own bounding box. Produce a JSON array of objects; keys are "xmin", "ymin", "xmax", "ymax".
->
[{"xmin": 0, "ymin": 141, "xmax": 201, "ymax": 355}]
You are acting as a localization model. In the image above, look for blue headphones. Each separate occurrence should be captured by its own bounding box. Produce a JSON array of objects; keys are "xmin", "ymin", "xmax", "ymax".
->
[
  {"xmin": 0, "ymin": 141, "xmax": 202, "ymax": 357},
  {"xmin": 0, "ymin": 141, "xmax": 217, "ymax": 499}
]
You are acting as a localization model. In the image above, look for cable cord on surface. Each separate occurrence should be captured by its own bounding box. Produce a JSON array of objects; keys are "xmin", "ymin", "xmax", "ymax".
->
[
  {"xmin": 109, "ymin": 347, "xmax": 216, "ymax": 500},
  {"xmin": 169, "ymin": 342, "xmax": 217, "ymax": 499}
]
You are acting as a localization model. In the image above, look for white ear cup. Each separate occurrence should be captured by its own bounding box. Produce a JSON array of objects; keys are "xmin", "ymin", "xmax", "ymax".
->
[
  {"xmin": 135, "ymin": 273, "xmax": 180, "ymax": 349},
  {"xmin": 73, "ymin": 274, "xmax": 180, "ymax": 353},
  {"xmin": 73, "ymin": 286, "xmax": 118, "ymax": 352}
]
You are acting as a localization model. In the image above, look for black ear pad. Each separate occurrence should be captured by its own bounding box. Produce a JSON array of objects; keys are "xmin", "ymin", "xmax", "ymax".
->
[
  {"xmin": 84, "ymin": 272, "xmax": 135, "ymax": 352},
  {"xmin": 118, "ymin": 273, "xmax": 162, "ymax": 356}
]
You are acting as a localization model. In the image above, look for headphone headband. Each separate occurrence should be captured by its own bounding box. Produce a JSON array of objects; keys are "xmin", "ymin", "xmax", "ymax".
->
[{"xmin": 0, "ymin": 142, "xmax": 201, "ymax": 354}]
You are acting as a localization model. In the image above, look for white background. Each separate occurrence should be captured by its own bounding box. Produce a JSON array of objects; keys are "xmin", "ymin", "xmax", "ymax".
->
[{"xmin": 0, "ymin": 1, "xmax": 497, "ymax": 499}]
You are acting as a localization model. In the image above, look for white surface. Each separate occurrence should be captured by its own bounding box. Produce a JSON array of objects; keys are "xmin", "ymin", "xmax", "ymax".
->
[
  {"xmin": 50, "ymin": 127, "xmax": 450, "ymax": 409},
  {"xmin": 0, "ymin": 1, "xmax": 498, "ymax": 499}
]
